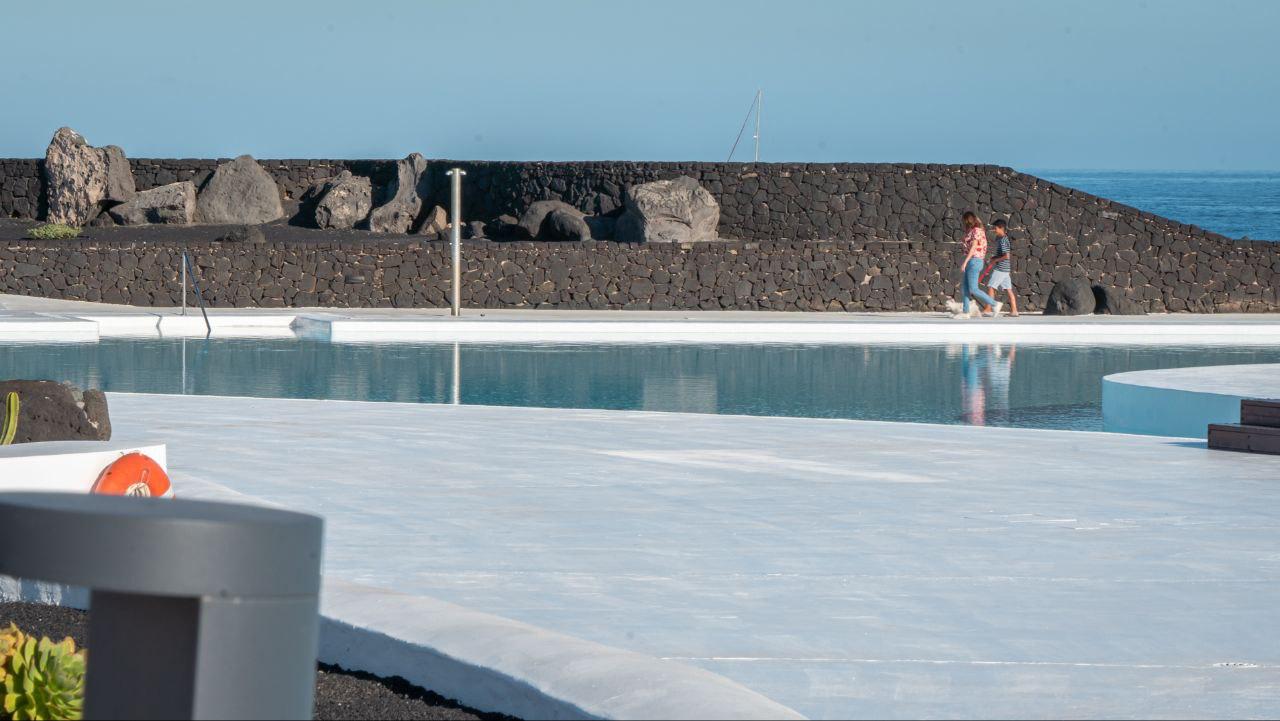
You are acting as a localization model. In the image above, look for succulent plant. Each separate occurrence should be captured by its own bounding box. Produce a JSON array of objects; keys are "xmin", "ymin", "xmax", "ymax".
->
[
  {"xmin": 25, "ymin": 224, "xmax": 81, "ymax": 240},
  {"xmin": 0, "ymin": 624, "xmax": 24, "ymax": 682},
  {"xmin": 1, "ymin": 627, "xmax": 85, "ymax": 721}
]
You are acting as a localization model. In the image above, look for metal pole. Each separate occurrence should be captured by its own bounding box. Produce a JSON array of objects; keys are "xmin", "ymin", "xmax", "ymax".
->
[
  {"xmin": 753, "ymin": 89, "xmax": 762, "ymax": 162},
  {"xmin": 447, "ymin": 168, "xmax": 466, "ymax": 317},
  {"xmin": 183, "ymin": 251, "xmax": 212, "ymax": 337},
  {"xmin": 181, "ymin": 254, "xmax": 188, "ymax": 316}
]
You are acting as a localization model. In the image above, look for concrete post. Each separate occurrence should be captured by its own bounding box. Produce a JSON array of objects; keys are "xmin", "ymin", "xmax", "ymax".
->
[{"xmin": 0, "ymin": 493, "xmax": 324, "ymax": 720}]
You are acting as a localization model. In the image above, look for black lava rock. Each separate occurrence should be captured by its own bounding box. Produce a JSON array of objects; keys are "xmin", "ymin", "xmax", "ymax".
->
[
  {"xmin": 0, "ymin": 380, "xmax": 111, "ymax": 443},
  {"xmin": 1043, "ymin": 278, "xmax": 1097, "ymax": 315},
  {"xmin": 1092, "ymin": 284, "xmax": 1146, "ymax": 315}
]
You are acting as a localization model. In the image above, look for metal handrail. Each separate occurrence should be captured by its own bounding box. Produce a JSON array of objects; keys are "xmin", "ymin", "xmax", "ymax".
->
[{"xmin": 181, "ymin": 249, "xmax": 212, "ymax": 336}]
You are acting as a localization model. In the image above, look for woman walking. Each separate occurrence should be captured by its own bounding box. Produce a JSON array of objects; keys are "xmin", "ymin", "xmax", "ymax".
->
[{"xmin": 947, "ymin": 211, "xmax": 1003, "ymax": 319}]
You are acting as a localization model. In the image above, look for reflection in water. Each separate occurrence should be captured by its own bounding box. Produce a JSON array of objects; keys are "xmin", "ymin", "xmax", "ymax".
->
[
  {"xmin": 452, "ymin": 342, "xmax": 461, "ymax": 406},
  {"xmin": 958, "ymin": 344, "xmax": 1017, "ymax": 426},
  {"xmin": 2, "ymin": 340, "xmax": 1280, "ymax": 431},
  {"xmin": 642, "ymin": 376, "xmax": 718, "ymax": 413}
]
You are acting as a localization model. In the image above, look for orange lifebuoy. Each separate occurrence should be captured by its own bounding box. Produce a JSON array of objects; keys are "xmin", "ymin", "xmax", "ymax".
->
[{"xmin": 91, "ymin": 453, "xmax": 172, "ymax": 498}]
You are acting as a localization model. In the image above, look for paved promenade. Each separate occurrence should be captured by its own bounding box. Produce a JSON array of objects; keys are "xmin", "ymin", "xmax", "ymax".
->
[{"xmin": 110, "ymin": 393, "xmax": 1280, "ymax": 719}]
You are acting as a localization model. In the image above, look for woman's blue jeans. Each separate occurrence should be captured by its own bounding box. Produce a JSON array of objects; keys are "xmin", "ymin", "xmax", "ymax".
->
[{"xmin": 962, "ymin": 258, "xmax": 997, "ymax": 313}]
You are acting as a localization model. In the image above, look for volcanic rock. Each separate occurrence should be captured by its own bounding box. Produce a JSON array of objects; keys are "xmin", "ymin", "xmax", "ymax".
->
[
  {"xmin": 108, "ymin": 181, "xmax": 196, "ymax": 225},
  {"xmin": 614, "ymin": 176, "xmax": 719, "ymax": 243},
  {"xmin": 313, "ymin": 171, "xmax": 373, "ymax": 230},
  {"xmin": 0, "ymin": 380, "xmax": 111, "ymax": 443},
  {"xmin": 517, "ymin": 200, "xmax": 583, "ymax": 240},
  {"xmin": 1043, "ymin": 278, "xmax": 1097, "ymax": 315},
  {"xmin": 195, "ymin": 155, "xmax": 284, "ymax": 225},
  {"xmin": 368, "ymin": 153, "xmax": 430, "ymax": 234}
]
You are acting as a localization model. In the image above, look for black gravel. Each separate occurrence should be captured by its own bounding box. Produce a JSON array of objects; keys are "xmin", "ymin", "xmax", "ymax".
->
[
  {"xmin": 0, "ymin": 216, "xmax": 429, "ymax": 246},
  {"xmin": 0, "ymin": 602, "xmax": 87, "ymax": 647},
  {"xmin": 0, "ymin": 602, "xmax": 517, "ymax": 721}
]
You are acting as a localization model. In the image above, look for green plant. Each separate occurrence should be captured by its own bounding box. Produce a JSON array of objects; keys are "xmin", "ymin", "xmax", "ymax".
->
[
  {"xmin": 0, "ymin": 624, "xmax": 85, "ymax": 721},
  {"xmin": 0, "ymin": 625, "xmax": 22, "ymax": 671},
  {"xmin": 26, "ymin": 224, "xmax": 81, "ymax": 240}
]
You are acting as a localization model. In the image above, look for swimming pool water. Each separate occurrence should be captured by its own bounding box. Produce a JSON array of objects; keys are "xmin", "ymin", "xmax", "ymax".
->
[{"xmin": 4, "ymin": 340, "xmax": 1280, "ymax": 431}]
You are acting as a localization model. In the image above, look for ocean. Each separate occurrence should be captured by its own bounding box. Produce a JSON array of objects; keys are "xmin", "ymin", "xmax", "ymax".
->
[{"xmin": 1031, "ymin": 170, "xmax": 1280, "ymax": 241}]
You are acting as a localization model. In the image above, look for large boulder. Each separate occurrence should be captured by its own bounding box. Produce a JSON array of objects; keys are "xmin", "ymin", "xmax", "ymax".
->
[
  {"xmin": 1043, "ymin": 278, "xmax": 1097, "ymax": 315},
  {"xmin": 0, "ymin": 380, "xmax": 111, "ymax": 443},
  {"xmin": 101, "ymin": 145, "xmax": 136, "ymax": 204},
  {"xmin": 195, "ymin": 155, "xmax": 284, "ymax": 225},
  {"xmin": 108, "ymin": 181, "xmax": 196, "ymax": 225},
  {"xmin": 1092, "ymin": 284, "xmax": 1147, "ymax": 315},
  {"xmin": 415, "ymin": 205, "xmax": 449, "ymax": 236},
  {"xmin": 614, "ymin": 176, "xmax": 719, "ymax": 243},
  {"xmin": 368, "ymin": 153, "xmax": 430, "ymax": 234},
  {"xmin": 517, "ymin": 200, "xmax": 584, "ymax": 239},
  {"xmin": 43, "ymin": 128, "xmax": 107, "ymax": 226},
  {"xmin": 312, "ymin": 170, "xmax": 373, "ymax": 230},
  {"xmin": 545, "ymin": 208, "xmax": 592, "ymax": 241}
]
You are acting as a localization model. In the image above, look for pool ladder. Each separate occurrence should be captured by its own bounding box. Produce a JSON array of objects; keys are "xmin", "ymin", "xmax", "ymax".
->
[{"xmin": 180, "ymin": 248, "xmax": 212, "ymax": 336}]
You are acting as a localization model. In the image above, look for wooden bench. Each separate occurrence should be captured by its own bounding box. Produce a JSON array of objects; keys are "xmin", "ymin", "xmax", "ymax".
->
[{"xmin": 1208, "ymin": 400, "xmax": 1280, "ymax": 456}]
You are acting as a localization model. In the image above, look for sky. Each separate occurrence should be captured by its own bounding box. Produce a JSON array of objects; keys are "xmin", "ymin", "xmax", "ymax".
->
[{"xmin": 1, "ymin": 0, "xmax": 1277, "ymax": 170}]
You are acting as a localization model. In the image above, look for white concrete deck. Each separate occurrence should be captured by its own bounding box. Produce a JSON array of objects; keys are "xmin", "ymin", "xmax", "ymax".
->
[
  {"xmin": 0, "ymin": 312, "xmax": 97, "ymax": 342},
  {"xmin": 105, "ymin": 393, "xmax": 1280, "ymax": 719},
  {"xmin": 4, "ymin": 294, "xmax": 1280, "ymax": 345},
  {"xmin": 1104, "ymin": 363, "xmax": 1280, "ymax": 437}
]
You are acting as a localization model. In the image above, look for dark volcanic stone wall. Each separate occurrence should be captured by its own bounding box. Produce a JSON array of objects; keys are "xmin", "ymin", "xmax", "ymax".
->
[
  {"xmin": 1, "ymin": 236, "xmax": 1276, "ymax": 313},
  {"xmin": 4, "ymin": 157, "xmax": 1271, "ymax": 244},
  {"xmin": 0, "ymin": 159, "xmax": 43, "ymax": 220},
  {"xmin": 1, "ymin": 157, "xmax": 1277, "ymax": 312}
]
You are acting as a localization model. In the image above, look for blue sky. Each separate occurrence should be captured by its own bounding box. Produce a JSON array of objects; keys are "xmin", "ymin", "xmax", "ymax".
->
[{"xmin": 2, "ymin": 0, "xmax": 1277, "ymax": 169}]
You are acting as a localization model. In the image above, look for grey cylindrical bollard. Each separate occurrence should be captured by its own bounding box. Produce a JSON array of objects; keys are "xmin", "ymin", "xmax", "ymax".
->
[{"xmin": 0, "ymin": 493, "xmax": 324, "ymax": 720}]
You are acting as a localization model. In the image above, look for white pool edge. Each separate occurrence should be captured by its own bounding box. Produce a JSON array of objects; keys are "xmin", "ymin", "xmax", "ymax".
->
[
  {"xmin": 4, "ymin": 309, "xmax": 1280, "ymax": 344},
  {"xmin": 1103, "ymin": 363, "xmax": 1280, "ymax": 438},
  {"xmin": 320, "ymin": 579, "xmax": 805, "ymax": 720}
]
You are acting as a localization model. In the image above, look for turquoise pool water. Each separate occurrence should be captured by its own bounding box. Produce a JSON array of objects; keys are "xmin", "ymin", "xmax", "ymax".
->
[{"xmin": 4, "ymin": 340, "xmax": 1280, "ymax": 431}]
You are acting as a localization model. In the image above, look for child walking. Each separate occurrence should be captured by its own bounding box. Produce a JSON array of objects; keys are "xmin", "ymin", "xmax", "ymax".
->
[{"xmin": 985, "ymin": 219, "xmax": 1019, "ymax": 317}]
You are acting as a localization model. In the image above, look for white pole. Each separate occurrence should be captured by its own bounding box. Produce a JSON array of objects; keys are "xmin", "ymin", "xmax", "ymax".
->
[
  {"xmin": 447, "ymin": 168, "xmax": 466, "ymax": 317},
  {"xmin": 753, "ymin": 89, "xmax": 762, "ymax": 162}
]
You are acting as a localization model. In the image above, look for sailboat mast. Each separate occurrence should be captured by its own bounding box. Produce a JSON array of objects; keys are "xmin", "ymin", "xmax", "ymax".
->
[{"xmin": 753, "ymin": 89, "xmax": 762, "ymax": 162}]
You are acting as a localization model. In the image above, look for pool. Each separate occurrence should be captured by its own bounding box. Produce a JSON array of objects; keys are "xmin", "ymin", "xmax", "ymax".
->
[{"xmin": 4, "ymin": 339, "xmax": 1280, "ymax": 431}]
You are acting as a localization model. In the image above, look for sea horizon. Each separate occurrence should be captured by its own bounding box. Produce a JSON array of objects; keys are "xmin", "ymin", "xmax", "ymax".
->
[{"xmin": 1031, "ymin": 168, "xmax": 1280, "ymax": 241}]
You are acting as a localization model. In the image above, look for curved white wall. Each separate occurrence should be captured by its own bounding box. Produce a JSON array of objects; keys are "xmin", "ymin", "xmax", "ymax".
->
[
  {"xmin": 0, "ymin": 441, "xmax": 167, "ymax": 493},
  {"xmin": 1103, "ymin": 364, "xmax": 1280, "ymax": 438}
]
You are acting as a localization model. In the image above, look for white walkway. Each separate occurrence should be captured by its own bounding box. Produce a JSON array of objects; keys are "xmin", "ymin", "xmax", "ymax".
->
[
  {"xmin": 107, "ymin": 393, "xmax": 1280, "ymax": 719},
  {"xmin": 5, "ymin": 293, "xmax": 1280, "ymax": 344}
]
